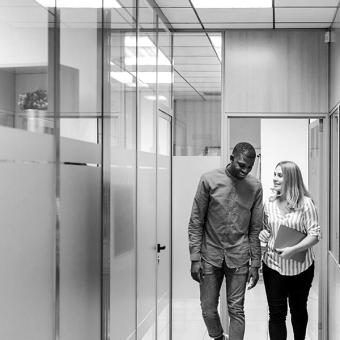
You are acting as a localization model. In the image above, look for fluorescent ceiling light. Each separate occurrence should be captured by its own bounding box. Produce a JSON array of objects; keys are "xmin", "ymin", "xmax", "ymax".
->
[
  {"xmin": 111, "ymin": 71, "xmax": 134, "ymax": 84},
  {"xmin": 35, "ymin": 0, "xmax": 121, "ymax": 8},
  {"xmin": 132, "ymin": 72, "xmax": 172, "ymax": 84},
  {"xmin": 124, "ymin": 36, "xmax": 171, "ymax": 66},
  {"xmin": 110, "ymin": 71, "xmax": 149, "ymax": 88},
  {"xmin": 191, "ymin": 0, "xmax": 271, "ymax": 8},
  {"xmin": 145, "ymin": 95, "xmax": 167, "ymax": 101}
]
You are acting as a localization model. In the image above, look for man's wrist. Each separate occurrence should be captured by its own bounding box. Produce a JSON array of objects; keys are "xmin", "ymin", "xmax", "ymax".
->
[{"xmin": 190, "ymin": 254, "xmax": 201, "ymax": 262}]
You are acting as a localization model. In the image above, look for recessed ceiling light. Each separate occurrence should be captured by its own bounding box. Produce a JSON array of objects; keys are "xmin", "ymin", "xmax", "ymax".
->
[
  {"xmin": 191, "ymin": 0, "xmax": 271, "ymax": 8},
  {"xmin": 35, "ymin": 0, "xmax": 121, "ymax": 8}
]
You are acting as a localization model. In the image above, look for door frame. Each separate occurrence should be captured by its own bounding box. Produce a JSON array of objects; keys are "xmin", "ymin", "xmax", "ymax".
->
[
  {"xmin": 221, "ymin": 112, "xmax": 329, "ymax": 340},
  {"xmin": 156, "ymin": 108, "xmax": 173, "ymax": 340}
]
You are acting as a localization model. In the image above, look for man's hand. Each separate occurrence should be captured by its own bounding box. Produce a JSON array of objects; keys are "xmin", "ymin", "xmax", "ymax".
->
[
  {"xmin": 191, "ymin": 261, "xmax": 204, "ymax": 283},
  {"xmin": 247, "ymin": 267, "xmax": 259, "ymax": 290}
]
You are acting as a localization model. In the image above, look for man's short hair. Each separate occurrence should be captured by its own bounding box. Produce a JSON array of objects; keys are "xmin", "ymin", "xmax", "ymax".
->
[{"xmin": 232, "ymin": 142, "xmax": 256, "ymax": 159}]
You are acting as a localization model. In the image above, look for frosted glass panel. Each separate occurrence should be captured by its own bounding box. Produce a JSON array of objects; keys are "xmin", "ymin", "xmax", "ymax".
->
[
  {"xmin": 0, "ymin": 163, "xmax": 55, "ymax": 340},
  {"xmin": 0, "ymin": 125, "xmax": 55, "ymax": 161},
  {"xmin": 60, "ymin": 164, "xmax": 101, "ymax": 340},
  {"xmin": 328, "ymin": 255, "xmax": 340, "ymax": 340},
  {"xmin": 111, "ymin": 148, "xmax": 137, "ymax": 340},
  {"xmin": 137, "ymin": 151, "xmax": 157, "ymax": 340},
  {"xmin": 157, "ymin": 154, "xmax": 171, "ymax": 340},
  {"xmin": 61, "ymin": 137, "xmax": 101, "ymax": 164}
]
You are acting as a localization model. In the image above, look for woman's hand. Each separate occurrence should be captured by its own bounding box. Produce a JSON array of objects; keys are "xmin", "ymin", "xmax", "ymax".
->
[
  {"xmin": 275, "ymin": 247, "xmax": 296, "ymax": 259},
  {"xmin": 259, "ymin": 229, "xmax": 270, "ymax": 243}
]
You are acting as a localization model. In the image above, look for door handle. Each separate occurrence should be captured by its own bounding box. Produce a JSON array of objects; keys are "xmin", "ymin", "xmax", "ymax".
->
[{"xmin": 157, "ymin": 243, "xmax": 166, "ymax": 253}]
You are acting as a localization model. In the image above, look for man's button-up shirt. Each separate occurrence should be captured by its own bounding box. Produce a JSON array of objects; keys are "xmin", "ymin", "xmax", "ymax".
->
[{"xmin": 188, "ymin": 167, "xmax": 263, "ymax": 268}]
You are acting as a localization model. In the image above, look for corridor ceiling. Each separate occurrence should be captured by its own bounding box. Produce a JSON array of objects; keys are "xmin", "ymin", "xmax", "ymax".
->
[
  {"xmin": 154, "ymin": 0, "xmax": 339, "ymax": 29},
  {"xmin": 153, "ymin": 0, "xmax": 340, "ymax": 101},
  {"xmin": 1, "ymin": 0, "xmax": 339, "ymax": 101}
]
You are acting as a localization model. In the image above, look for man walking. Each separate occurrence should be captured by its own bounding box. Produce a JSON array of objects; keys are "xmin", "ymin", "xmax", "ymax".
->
[{"xmin": 188, "ymin": 142, "xmax": 263, "ymax": 340}]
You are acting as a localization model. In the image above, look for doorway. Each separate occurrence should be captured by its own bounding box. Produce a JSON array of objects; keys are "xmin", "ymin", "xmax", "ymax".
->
[{"xmin": 224, "ymin": 115, "xmax": 328, "ymax": 340}]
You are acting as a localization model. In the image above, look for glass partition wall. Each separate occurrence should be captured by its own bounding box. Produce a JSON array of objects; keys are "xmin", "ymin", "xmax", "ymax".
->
[
  {"xmin": 0, "ymin": 2, "xmax": 54, "ymax": 340},
  {"xmin": 0, "ymin": 1, "xmax": 172, "ymax": 340}
]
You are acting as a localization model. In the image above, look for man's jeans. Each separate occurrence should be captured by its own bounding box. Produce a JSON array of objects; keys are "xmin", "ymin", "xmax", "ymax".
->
[{"xmin": 200, "ymin": 261, "xmax": 249, "ymax": 340}]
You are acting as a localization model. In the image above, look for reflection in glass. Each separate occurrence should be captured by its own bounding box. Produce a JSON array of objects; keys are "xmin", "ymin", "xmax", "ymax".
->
[
  {"xmin": 0, "ymin": 1, "xmax": 50, "ymax": 134},
  {"xmin": 330, "ymin": 111, "xmax": 339, "ymax": 259},
  {"xmin": 173, "ymin": 33, "xmax": 222, "ymax": 155},
  {"xmin": 158, "ymin": 19, "xmax": 172, "ymax": 110},
  {"xmin": 108, "ymin": 1, "xmax": 138, "ymax": 340}
]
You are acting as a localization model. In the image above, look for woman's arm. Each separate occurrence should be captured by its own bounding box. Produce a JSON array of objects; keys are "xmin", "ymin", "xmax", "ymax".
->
[{"xmin": 276, "ymin": 234, "xmax": 319, "ymax": 259}]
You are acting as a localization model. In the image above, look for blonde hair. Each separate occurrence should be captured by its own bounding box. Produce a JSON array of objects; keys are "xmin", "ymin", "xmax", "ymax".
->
[{"xmin": 274, "ymin": 161, "xmax": 310, "ymax": 209}]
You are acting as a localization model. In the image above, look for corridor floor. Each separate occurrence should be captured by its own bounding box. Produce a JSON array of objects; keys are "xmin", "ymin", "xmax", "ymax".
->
[{"xmin": 172, "ymin": 278, "xmax": 317, "ymax": 340}]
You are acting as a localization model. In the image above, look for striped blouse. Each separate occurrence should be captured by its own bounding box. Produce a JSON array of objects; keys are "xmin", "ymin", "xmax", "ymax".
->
[{"xmin": 262, "ymin": 196, "xmax": 320, "ymax": 276}]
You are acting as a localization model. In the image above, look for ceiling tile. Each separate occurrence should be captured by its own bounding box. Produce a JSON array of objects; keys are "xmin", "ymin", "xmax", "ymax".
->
[
  {"xmin": 175, "ymin": 64, "xmax": 221, "ymax": 72},
  {"xmin": 276, "ymin": 8, "xmax": 335, "ymax": 22},
  {"xmin": 174, "ymin": 34, "xmax": 211, "ymax": 47},
  {"xmin": 161, "ymin": 8, "xmax": 198, "ymax": 23},
  {"xmin": 204, "ymin": 23, "xmax": 273, "ymax": 28},
  {"xmin": 174, "ymin": 46, "xmax": 217, "ymax": 57},
  {"xmin": 195, "ymin": 8, "xmax": 273, "ymax": 22},
  {"xmin": 156, "ymin": 0, "xmax": 191, "ymax": 7},
  {"xmin": 275, "ymin": 0, "xmax": 339, "ymax": 7},
  {"xmin": 276, "ymin": 22, "xmax": 331, "ymax": 28},
  {"xmin": 174, "ymin": 56, "xmax": 221, "ymax": 65}
]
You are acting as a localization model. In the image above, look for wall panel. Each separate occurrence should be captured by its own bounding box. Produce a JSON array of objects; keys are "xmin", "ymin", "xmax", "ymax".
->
[{"xmin": 224, "ymin": 30, "xmax": 328, "ymax": 113}]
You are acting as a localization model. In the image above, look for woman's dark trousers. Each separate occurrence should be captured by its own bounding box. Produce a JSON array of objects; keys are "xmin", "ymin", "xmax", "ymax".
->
[{"xmin": 262, "ymin": 262, "xmax": 314, "ymax": 340}]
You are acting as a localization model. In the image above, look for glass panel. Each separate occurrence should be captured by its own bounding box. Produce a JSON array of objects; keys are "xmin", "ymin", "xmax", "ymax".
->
[
  {"xmin": 329, "ymin": 111, "xmax": 339, "ymax": 260},
  {"xmin": 0, "ymin": 0, "xmax": 51, "ymax": 134},
  {"xmin": 307, "ymin": 118, "xmax": 323, "ymax": 340},
  {"xmin": 59, "ymin": 5, "xmax": 100, "ymax": 142},
  {"xmin": 108, "ymin": 1, "xmax": 138, "ymax": 340},
  {"xmin": 138, "ymin": 15, "xmax": 157, "ymax": 153},
  {"xmin": 58, "ymin": 4, "xmax": 102, "ymax": 340},
  {"xmin": 157, "ymin": 114, "xmax": 171, "ymax": 340},
  {"xmin": 0, "ymin": 2, "xmax": 54, "ymax": 339},
  {"xmin": 173, "ymin": 33, "xmax": 222, "ymax": 156},
  {"xmin": 158, "ymin": 115, "xmax": 171, "ymax": 156},
  {"xmin": 137, "ymin": 1, "xmax": 157, "ymax": 339},
  {"xmin": 158, "ymin": 19, "xmax": 172, "ymax": 110}
]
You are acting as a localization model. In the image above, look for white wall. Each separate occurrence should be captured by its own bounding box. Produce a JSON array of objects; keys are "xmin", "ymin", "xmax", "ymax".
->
[
  {"xmin": 174, "ymin": 99, "xmax": 221, "ymax": 156},
  {"xmin": 172, "ymin": 156, "xmax": 220, "ymax": 299},
  {"xmin": 261, "ymin": 119, "xmax": 309, "ymax": 201}
]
